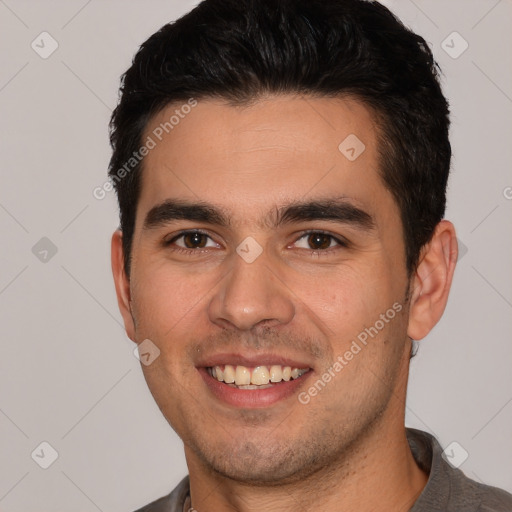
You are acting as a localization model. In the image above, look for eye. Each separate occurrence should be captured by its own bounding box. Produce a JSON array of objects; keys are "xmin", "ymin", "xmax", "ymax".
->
[
  {"xmin": 293, "ymin": 231, "xmax": 347, "ymax": 251},
  {"xmin": 166, "ymin": 230, "xmax": 219, "ymax": 250}
]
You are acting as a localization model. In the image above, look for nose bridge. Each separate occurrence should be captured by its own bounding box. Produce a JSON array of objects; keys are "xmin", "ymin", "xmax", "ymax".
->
[{"xmin": 208, "ymin": 248, "xmax": 295, "ymax": 331}]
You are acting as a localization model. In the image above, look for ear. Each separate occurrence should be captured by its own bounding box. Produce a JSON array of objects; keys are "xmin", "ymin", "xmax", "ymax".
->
[
  {"xmin": 111, "ymin": 230, "xmax": 136, "ymax": 342},
  {"xmin": 407, "ymin": 220, "xmax": 458, "ymax": 340}
]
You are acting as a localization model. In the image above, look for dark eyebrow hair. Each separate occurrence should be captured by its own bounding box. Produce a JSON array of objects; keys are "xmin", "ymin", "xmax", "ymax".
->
[
  {"xmin": 275, "ymin": 199, "xmax": 375, "ymax": 230},
  {"xmin": 143, "ymin": 199, "xmax": 230, "ymax": 229},
  {"xmin": 143, "ymin": 197, "xmax": 375, "ymax": 231}
]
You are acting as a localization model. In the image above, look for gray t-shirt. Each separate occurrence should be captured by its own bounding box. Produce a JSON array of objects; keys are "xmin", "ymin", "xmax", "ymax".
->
[{"xmin": 133, "ymin": 428, "xmax": 512, "ymax": 511}]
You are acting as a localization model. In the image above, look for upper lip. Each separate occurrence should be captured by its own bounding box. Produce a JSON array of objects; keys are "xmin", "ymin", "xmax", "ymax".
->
[{"xmin": 196, "ymin": 352, "xmax": 312, "ymax": 369}]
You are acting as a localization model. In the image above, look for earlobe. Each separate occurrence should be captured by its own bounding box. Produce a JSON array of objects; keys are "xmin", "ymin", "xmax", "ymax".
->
[
  {"xmin": 407, "ymin": 220, "xmax": 458, "ymax": 340},
  {"xmin": 111, "ymin": 230, "xmax": 136, "ymax": 341}
]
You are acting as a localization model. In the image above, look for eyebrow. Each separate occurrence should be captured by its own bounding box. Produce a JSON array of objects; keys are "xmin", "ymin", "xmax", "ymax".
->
[
  {"xmin": 143, "ymin": 200, "xmax": 228, "ymax": 229},
  {"xmin": 276, "ymin": 199, "xmax": 375, "ymax": 231},
  {"xmin": 143, "ymin": 197, "xmax": 375, "ymax": 232}
]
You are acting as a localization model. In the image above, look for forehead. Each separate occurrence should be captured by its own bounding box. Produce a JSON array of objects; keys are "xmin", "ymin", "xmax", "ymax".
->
[{"xmin": 137, "ymin": 95, "xmax": 393, "ymax": 224}]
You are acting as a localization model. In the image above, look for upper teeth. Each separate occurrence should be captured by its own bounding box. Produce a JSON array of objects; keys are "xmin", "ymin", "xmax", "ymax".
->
[{"xmin": 210, "ymin": 365, "xmax": 309, "ymax": 386}]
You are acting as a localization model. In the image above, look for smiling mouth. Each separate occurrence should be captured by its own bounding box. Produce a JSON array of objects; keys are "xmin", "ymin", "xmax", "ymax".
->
[{"xmin": 206, "ymin": 364, "xmax": 311, "ymax": 389}]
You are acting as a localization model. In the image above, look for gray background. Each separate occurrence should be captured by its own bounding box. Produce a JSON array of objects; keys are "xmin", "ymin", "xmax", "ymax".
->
[{"xmin": 0, "ymin": 0, "xmax": 511, "ymax": 510}]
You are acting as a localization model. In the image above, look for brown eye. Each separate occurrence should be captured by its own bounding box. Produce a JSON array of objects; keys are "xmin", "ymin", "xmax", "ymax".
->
[
  {"xmin": 182, "ymin": 232, "xmax": 208, "ymax": 248},
  {"xmin": 307, "ymin": 233, "xmax": 333, "ymax": 250},
  {"xmin": 167, "ymin": 231, "xmax": 219, "ymax": 250},
  {"xmin": 293, "ymin": 231, "xmax": 347, "ymax": 252}
]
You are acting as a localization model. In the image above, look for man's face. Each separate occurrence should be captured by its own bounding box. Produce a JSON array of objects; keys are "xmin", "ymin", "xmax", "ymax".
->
[{"xmin": 122, "ymin": 95, "xmax": 413, "ymax": 483}]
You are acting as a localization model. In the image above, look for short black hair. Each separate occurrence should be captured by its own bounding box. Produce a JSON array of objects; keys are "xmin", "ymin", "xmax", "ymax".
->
[{"xmin": 109, "ymin": 0, "xmax": 451, "ymax": 277}]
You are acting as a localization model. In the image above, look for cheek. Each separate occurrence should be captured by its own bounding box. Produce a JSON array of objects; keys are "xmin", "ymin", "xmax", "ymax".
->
[
  {"xmin": 130, "ymin": 264, "xmax": 211, "ymax": 338},
  {"xmin": 296, "ymin": 268, "xmax": 392, "ymax": 336}
]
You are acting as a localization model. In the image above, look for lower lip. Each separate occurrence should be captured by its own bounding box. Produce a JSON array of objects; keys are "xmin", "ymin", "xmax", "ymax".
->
[{"xmin": 198, "ymin": 367, "xmax": 312, "ymax": 408}]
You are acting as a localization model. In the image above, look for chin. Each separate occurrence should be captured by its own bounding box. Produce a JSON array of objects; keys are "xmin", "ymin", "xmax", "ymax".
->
[{"xmin": 193, "ymin": 435, "xmax": 330, "ymax": 486}]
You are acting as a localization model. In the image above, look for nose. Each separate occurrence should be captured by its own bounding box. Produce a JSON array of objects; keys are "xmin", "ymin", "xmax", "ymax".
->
[{"xmin": 208, "ymin": 250, "xmax": 295, "ymax": 331}]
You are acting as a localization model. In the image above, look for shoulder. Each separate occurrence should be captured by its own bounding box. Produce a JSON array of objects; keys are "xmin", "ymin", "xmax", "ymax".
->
[
  {"xmin": 132, "ymin": 476, "xmax": 190, "ymax": 512},
  {"xmin": 461, "ymin": 478, "xmax": 512, "ymax": 512},
  {"xmin": 407, "ymin": 428, "xmax": 512, "ymax": 512},
  {"xmin": 133, "ymin": 494, "xmax": 172, "ymax": 512}
]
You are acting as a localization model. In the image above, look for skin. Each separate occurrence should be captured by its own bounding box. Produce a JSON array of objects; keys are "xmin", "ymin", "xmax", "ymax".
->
[{"xmin": 112, "ymin": 95, "xmax": 458, "ymax": 511}]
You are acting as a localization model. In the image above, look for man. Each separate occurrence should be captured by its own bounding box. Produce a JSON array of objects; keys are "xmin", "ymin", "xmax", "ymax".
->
[{"xmin": 108, "ymin": 0, "xmax": 512, "ymax": 510}]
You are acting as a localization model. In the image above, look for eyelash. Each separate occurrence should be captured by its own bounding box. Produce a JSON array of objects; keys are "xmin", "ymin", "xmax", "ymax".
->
[{"xmin": 163, "ymin": 229, "xmax": 349, "ymax": 256}]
